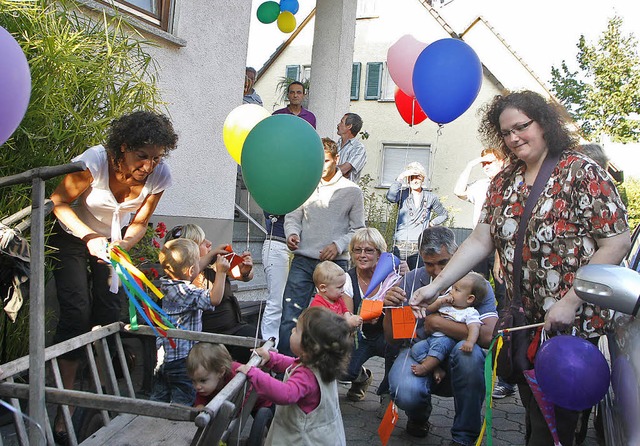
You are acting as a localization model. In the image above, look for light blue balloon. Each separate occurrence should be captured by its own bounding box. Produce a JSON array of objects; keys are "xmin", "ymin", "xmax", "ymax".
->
[
  {"xmin": 280, "ymin": 0, "xmax": 299, "ymax": 14},
  {"xmin": 412, "ymin": 38, "xmax": 482, "ymax": 125}
]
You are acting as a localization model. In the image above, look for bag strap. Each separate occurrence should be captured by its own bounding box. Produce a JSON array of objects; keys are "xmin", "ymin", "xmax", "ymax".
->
[{"xmin": 511, "ymin": 152, "xmax": 560, "ymax": 307}]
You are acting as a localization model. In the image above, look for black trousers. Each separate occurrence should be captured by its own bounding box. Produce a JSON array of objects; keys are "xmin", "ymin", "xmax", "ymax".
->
[
  {"xmin": 51, "ymin": 224, "xmax": 123, "ymax": 359},
  {"xmin": 518, "ymin": 382, "xmax": 579, "ymax": 446}
]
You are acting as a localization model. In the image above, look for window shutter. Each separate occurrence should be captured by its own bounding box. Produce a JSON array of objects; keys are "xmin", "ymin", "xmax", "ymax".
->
[
  {"xmin": 351, "ymin": 63, "xmax": 361, "ymax": 100},
  {"xmin": 365, "ymin": 62, "xmax": 383, "ymax": 100},
  {"xmin": 285, "ymin": 65, "xmax": 300, "ymax": 81}
]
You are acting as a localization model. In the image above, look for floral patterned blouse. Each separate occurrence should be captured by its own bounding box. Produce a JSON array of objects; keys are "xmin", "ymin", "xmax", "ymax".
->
[{"xmin": 479, "ymin": 150, "xmax": 628, "ymax": 337}]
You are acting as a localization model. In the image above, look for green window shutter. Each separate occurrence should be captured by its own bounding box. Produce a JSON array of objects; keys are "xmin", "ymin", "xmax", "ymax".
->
[
  {"xmin": 365, "ymin": 62, "xmax": 383, "ymax": 100},
  {"xmin": 285, "ymin": 65, "xmax": 300, "ymax": 81},
  {"xmin": 351, "ymin": 62, "xmax": 361, "ymax": 100}
]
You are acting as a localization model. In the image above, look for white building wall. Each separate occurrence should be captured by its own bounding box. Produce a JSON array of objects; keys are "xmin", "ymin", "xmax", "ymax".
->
[
  {"xmin": 113, "ymin": 2, "xmax": 252, "ymax": 242},
  {"xmin": 255, "ymin": 0, "xmax": 505, "ymax": 228}
]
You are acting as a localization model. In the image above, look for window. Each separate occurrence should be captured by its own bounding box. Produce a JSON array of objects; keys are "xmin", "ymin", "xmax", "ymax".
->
[
  {"xmin": 351, "ymin": 62, "xmax": 361, "ymax": 100},
  {"xmin": 285, "ymin": 65, "xmax": 301, "ymax": 81},
  {"xmin": 365, "ymin": 62, "xmax": 383, "ymax": 100},
  {"xmin": 357, "ymin": 0, "xmax": 379, "ymax": 18},
  {"xmin": 96, "ymin": 0, "xmax": 175, "ymax": 32},
  {"xmin": 302, "ymin": 65, "xmax": 311, "ymax": 83},
  {"xmin": 380, "ymin": 63, "xmax": 396, "ymax": 101},
  {"xmin": 380, "ymin": 143, "xmax": 431, "ymax": 187}
]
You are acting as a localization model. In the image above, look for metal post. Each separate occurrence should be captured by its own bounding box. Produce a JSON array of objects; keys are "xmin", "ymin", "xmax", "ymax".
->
[{"xmin": 28, "ymin": 176, "xmax": 46, "ymax": 446}]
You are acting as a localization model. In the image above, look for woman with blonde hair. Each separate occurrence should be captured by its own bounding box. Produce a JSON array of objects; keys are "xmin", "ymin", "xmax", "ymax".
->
[{"xmin": 341, "ymin": 227, "xmax": 407, "ymax": 416}]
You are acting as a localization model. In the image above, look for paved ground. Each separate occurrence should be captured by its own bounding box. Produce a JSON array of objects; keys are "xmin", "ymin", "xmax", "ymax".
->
[
  {"xmin": 0, "ymin": 346, "xmax": 604, "ymax": 445},
  {"xmin": 339, "ymin": 356, "xmax": 603, "ymax": 446}
]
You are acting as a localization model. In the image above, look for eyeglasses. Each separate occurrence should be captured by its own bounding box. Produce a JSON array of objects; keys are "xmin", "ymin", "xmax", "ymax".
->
[
  {"xmin": 352, "ymin": 247, "xmax": 377, "ymax": 255},
  {"xmin": 500, "ymin": 119, "xmax": 534, "ymax": 138},
  {"xmin": 168, "ymin": 225, "xmax": 183, "ymax": 240}
]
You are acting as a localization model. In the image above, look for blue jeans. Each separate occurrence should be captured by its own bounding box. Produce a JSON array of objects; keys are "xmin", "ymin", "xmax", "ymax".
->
[
  {"xmin": 278, "ymin": 255, "xmax": 348, "ymax": 356},
  {"xmin": 150, "ymin": 358, "xmax": 195, "ymax": 405},
  {"xmin": 410, "ymin": 335, "xmax": 457, "ymax": 363},
  {"xmin": 389, "ymin": 341, "xmax": 486, "ymax": 445},
  {"xmin": 345, "ymin": 330, "xmax": 398, "ymax": 395}
]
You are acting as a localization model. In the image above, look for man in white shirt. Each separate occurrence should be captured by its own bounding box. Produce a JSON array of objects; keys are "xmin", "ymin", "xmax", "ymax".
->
[{"xmin": 336, "ymin": 113, "xmax": 367, "ymax": 183}]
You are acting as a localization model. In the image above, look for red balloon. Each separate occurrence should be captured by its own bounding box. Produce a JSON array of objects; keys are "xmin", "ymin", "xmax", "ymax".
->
[{"xmin": 394, "ymin": 88, "xmax": 427, "ymax": 126}]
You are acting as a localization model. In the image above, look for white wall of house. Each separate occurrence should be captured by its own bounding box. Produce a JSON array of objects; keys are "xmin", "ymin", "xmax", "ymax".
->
[
  {"xmin": 255, "ymin": 0, "xmax": 505, "ymax": 229},
  {"xmin": 77, "ymin": 2, "xmax": 252, "ymax": 243},
  {"xmin": 148, "ymin": 2, "xmax": 252, "ymax": 243}
]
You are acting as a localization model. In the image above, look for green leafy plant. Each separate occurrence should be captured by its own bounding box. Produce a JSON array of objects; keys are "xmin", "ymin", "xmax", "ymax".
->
[
  {"xmin": 274, "ymin": 76, "xmax": 310, "ymax": 105},
  {"xmin": 358, "ymin": 174, "xmax": 398, "ymax": 250},
  {"xmin": 128, "ymin": 222, "xmax": 166, "ymax": 280},
  {"xmin": 624, "ymin": 177, "xmax": 640, "ymax": 232},
  {"xmin": 0, "ymin": 0, "xmax": 164, "ymax": 361}
]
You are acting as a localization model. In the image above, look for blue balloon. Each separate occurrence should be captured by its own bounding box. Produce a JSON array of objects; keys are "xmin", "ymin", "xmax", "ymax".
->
[
  {"xmin": 412, "ymin": 38, "xmax": 482, "ymax": 125},
  {"xmin": 280, "ymin": 0, "xmax": 299, "ymax": 14}
]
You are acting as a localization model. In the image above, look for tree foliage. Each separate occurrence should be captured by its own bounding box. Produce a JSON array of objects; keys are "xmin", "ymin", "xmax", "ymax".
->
[
  {"xmin": 0, "ymin": 0, "xmax": 163, "ymax": 360},
  {"xmin": 550, "ymin": 16, "xmax": 640, "ymax": 143},
  {"xmin": 625, "ymin": 177, "xmax": 640, "ymax": 232}
]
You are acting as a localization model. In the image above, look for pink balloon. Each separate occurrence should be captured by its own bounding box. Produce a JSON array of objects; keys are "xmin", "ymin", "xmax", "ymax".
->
[{"xmin": 386, "ymin": 35, "xmax": 427, "ymax": 97}]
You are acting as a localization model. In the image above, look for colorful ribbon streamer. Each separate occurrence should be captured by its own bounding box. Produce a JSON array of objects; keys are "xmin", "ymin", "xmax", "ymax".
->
[
  {"xmin": 476, "ymin": 334, "xmax": 503, "ymax": 446},
  {"xmin": 109, "ymin": 245, "xmax": 178, "ymax": 348}
]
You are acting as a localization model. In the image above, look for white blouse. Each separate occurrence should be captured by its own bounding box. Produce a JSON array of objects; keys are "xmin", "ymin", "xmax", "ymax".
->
[{"xmin": 64, "ymin": 145, "xmax": 172, "ymax": 241}]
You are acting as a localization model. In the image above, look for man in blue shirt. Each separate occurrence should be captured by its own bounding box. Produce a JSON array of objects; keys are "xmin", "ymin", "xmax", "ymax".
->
[{"xmin": 383, "ymin": 226, "xmax": 498, "ymax": 446}]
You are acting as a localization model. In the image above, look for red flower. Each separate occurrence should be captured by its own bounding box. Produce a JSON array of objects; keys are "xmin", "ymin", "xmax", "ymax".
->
[
  {"xmin": 155, "ymin": 221, "xmax": 167, "ymax": 238},
  {"xmin": 511, "ymin": 202, "xmax": 523, "ymax": 216},
  {"xmin": 490, "ymin": 193, "xmax": 502, "ymax": 206},
  {"xmin": 549, "ymin": 253, "xmax": 562, "ymax": 266},
  {"xmin": 553, "ymin": 199, "xmax": 566, "ymax": 212},
  {"xmin": 550, "ymin": 182, "xmax": 561, "ymax": 194},
  {"xmin": 591, "ymin": 215, "xmax": 604, "ymax": 229},
  {"xmin": 588, "ymin": 180, "xmax": 601, "ymax": 196},
  {"xmin": 150, "ymin": 267, "xmax": 159, "ymax": 279},
  {"xmin": 152, "ymin": 239, "xmax": 160, "ymax": 248},
  {"xmin": 523, "ymin": 246, "xmax": 531, "ymax": 262},
  {"xmin": 564, "ymin": 272, "xmax": 574, "ymax": 283},
  {"xmin": 600, "ymin": 182, "xmax": 612, "ymax": 197}
]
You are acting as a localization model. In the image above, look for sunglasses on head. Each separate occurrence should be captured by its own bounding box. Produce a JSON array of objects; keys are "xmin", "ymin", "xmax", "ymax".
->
[{"xmin": 168, "ymin": 225, "xmax": 183, "ymax": 240}]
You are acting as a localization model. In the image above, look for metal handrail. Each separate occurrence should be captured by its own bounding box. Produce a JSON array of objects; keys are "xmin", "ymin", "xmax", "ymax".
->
[
  {"xmin": 234, "ymin": 203, "xmax": 267, "ymax": 235},
  {"xmin": 0, "ymin": 160, "xmax": 86, "ymax": 446}
]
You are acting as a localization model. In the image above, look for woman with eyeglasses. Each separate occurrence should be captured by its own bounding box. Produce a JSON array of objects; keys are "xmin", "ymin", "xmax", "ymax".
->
[
  {"xmin": 49, "ymin": 111, "xmax": 178, "ymax": 442},
  {"xmin": 386, "ymin": 161, "xmax": 448, "ymax": 270},
  {"xmin": 341, "ymin": 228, "xmax": 407, "ymax": 416},
  {"xmin": 410, "ymin": 90, "xmax": 630, "ymax": 446},
  {"xmin": 164, "ymin": 224, "xmax": 258, "ymax": 363}
]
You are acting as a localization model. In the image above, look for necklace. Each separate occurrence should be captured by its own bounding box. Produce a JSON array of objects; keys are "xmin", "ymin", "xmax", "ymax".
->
[{"xmin": 357, "ymin": 272, "xmax": 371, "ymax": 289}]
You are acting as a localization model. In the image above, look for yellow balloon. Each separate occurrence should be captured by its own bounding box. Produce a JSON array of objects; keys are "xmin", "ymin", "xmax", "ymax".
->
[
  {"xmin": 277, "ymin": 11, "xmax": 296, "ymax": 33},
  {"xmin": 223, "ymin": 104, "xmax": 271, "ymax": 164}
]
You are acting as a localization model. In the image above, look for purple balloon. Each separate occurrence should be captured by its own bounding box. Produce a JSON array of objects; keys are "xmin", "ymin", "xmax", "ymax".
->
[
  {"xmin": 535, "ymin": 335, "xmax": 610, "ymax": 411},
  {"xmin": 0, "ymin": 26, "xmax": 31, "ymax": 146}
]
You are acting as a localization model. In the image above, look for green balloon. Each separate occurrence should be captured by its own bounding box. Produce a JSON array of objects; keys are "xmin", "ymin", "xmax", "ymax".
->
[
  {"xmin": 241, "ymin": 115, "xmax": 323, "ymax": 215},
  {"xmin": 256, "ymin": 1, "xmax": 280, "ymax": 24}
]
